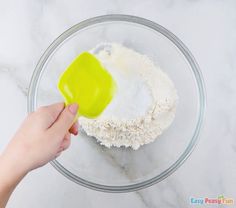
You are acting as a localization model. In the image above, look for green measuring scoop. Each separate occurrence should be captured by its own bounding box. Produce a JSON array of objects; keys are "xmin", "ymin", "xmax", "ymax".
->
[{"xmin": 58, "ymin": 52, "xmax": 116, "ymax": 119}]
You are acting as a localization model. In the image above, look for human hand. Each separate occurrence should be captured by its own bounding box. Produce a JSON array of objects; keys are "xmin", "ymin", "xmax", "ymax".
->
[
  {"xmin": 0, "ymin": 102, "xmax": 78, "ymax": 208},
  {"xmin": 1, "ymin": 102, "xmax": 78, "ymax": 174}
]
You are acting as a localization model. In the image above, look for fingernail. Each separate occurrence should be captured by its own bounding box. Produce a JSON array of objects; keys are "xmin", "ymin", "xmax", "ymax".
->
[{"xmin": 68, "ymin": 103, "xmax": 78, "ymax": 115}]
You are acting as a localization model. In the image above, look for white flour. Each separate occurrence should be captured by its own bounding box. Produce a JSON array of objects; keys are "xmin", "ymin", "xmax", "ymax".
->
[{"xmin": 79, "ymin": 43, "xmax": 178, "ymax": 150}]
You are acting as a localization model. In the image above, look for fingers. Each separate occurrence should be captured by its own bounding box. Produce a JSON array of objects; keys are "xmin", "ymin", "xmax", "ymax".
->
[
  {"xmin": 37, "ymin": 103, "xmax": 65, "ymax": 129},
  {"xmin": 54, "ymin": 133, "xmax": 71, "ymax": 159},
  {"xmin": 49, "ymin": 103, "xmax": 78, "ymax": 137},
  {"xmin": 69, "ymin": 120, "xmax": 79, "ymax": 135},
  {"xmin": 60, "ymin": 133, "xmax": 71, "ymax": 150},
  {"xmin": 55, "ymin": 151, "xmax": 62, "ymax": 158}
]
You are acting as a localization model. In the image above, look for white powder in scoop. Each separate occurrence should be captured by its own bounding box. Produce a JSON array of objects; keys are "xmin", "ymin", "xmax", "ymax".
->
[{"xmin": 79, "ymin": 43, "xmax": 178, "ymax": 150}]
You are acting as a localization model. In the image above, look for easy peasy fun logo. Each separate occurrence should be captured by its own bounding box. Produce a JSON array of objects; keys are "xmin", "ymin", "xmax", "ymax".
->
[{"xmin": 190, "ymin": 195, "xmax": 234, "ymax": 205}]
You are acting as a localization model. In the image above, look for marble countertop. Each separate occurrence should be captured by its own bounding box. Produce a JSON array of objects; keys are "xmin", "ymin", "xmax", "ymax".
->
[{"xmin": 0, "ymin": 0, "xmax": 235, "ymax": 207}]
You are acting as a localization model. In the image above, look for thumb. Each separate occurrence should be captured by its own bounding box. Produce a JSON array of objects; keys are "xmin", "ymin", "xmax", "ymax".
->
[{"xmin": 49, "ymin": 103, "xmax": 78, "ymax": 136}]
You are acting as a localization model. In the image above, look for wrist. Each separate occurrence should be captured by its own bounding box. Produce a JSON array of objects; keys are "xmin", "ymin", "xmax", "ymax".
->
[{"xmin": 0, "ymin": 151, "xmax": 28, "ymax": 189}]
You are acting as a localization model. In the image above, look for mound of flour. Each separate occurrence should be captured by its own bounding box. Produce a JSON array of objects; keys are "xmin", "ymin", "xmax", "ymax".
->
[{"xmin": 79, "ymin": 43, "xmax": 178, "ymax": 150}]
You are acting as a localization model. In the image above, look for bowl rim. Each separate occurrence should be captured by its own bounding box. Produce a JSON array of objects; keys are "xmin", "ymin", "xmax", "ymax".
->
[{"xmin": 28, "ymin": 14, "xmax": 206, "ymax": 193}]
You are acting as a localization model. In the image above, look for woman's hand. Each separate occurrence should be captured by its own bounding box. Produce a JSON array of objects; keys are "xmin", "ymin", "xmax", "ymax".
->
[
  {"xmin": 0, "ymin": 102, "xmax": 78, "ymax": 208},
  {"xmin": 3, "ymin": 102, "xmax": 78, "ymax": 172}
]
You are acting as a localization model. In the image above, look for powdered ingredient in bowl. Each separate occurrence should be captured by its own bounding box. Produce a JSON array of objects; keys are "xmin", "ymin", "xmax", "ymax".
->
[{"xmin": 79, "ymin": 43, "xmax": 178, "ymax": 150}]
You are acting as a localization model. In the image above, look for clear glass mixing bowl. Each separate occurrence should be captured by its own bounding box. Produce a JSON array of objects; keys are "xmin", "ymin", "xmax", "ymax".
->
[{"xmin": 28, "ymin": 15, "xmax": 206, "ymax": 192}]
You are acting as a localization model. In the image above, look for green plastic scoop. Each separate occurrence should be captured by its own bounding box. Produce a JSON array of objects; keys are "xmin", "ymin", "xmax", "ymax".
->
[{"xmin": 58, "ymin": 52, "xmax": 116, "ymax": 119}]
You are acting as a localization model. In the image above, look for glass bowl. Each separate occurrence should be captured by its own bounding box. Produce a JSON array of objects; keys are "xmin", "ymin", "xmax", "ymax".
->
[{"xmin": 28, "ymin": 15, "xmax": 206, "ymax": 192}]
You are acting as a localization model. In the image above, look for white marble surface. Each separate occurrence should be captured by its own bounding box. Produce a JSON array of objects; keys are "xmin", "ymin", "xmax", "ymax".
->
[{"xmin": 0, "ymin": 0, "xmax": 236, "ymax": 207}]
